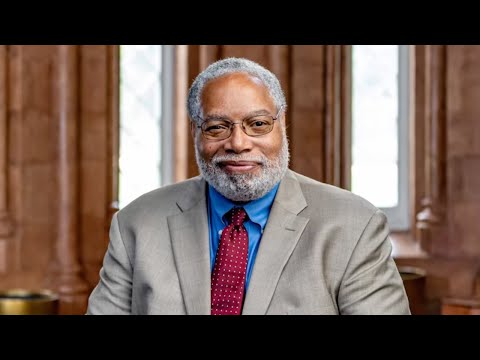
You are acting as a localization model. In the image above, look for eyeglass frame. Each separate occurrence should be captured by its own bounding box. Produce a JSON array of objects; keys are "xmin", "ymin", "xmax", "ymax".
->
[{"xmin": 196, "ymin": 105, "xmax": 284, "ymax": 141}]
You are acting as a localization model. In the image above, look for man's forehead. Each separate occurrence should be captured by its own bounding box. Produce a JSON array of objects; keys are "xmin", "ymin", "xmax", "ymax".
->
[
  {"xmin": 205, "ymin": 72, "xmax": 263, "ymax": 89},
  {"xmin": 202, "ymin": 73, "xmax": 273, "ymax": 112}
]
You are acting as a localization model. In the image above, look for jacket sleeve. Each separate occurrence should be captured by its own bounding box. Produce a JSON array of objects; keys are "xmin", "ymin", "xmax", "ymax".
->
[
  {"xmin": 338, "ymin": 209, "xmax": 411, "ymax": 315},
  {"xmin": 86, "ymin": 212, "xmax": 133, "ymax": 314}
]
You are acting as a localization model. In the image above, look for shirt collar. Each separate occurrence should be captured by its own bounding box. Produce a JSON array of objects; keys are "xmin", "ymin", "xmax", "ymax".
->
[{"xmin": 207, "ymin": 183, "xmax": 280, "ymax": 230}]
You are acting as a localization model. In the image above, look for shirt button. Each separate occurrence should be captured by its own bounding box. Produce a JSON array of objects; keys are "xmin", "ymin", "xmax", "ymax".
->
[{"xmin": 218, "ymin": 230, "xmax": 223, "ymax": 236}]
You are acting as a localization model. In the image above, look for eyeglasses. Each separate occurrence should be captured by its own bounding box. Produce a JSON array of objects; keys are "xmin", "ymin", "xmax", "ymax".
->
[{"xmin": 197, "ymin": 106, "xmax": 284, "ymax": 141}]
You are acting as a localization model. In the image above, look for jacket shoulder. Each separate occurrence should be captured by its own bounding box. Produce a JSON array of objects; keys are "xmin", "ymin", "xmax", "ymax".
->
[
  {"xmin": 289, "ymin": 170, "xmax": 379, "ymax": 220},
  {"xmin": 117, "ymin": 176, "xmax": 205, "ymax": 224}
]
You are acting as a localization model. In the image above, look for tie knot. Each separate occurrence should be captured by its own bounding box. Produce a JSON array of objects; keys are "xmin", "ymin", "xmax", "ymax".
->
[{"xmin": 227, "ymin": 207, "xmax": 248, "ymax": 226}]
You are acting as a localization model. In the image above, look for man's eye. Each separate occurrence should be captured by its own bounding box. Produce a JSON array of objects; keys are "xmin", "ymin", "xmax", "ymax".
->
[
  {"xmin": 247, "ymin": 118, "xmax": 270, "ymax": 128},
  {"xmin": 205, "ymin": 124, "xmax": 229, "ymax": 132}
]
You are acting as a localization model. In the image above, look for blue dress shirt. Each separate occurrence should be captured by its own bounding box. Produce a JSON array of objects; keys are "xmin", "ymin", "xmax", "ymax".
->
[{"xmin": 207, "ymin": 183, "xmax": 280, "ymax": 291}]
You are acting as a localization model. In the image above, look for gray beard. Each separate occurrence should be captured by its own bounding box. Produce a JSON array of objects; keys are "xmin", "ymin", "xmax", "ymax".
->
[{"xmin": 195, "ymin": 133, "xmax": 290, "ymax": 202}]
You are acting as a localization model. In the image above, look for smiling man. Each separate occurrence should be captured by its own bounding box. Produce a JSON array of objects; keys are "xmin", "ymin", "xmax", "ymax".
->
[{"xmin": 87, "ymin": 57, "xmax": 411, "ymax": 315}]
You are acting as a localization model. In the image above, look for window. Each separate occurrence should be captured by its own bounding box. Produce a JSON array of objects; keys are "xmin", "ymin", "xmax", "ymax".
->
[
  {"xmin": 118, "ymin": 45, "xmax": 174, "ymax": 209},
  {"xmin": 351, "ymin": 45, "xmax": 410, "ymax": 231}
]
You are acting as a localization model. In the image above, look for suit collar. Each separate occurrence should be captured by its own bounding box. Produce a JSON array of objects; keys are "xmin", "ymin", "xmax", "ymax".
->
[
  {"xmin": 169, "ymin": 170, "xmax": 309, "ymax": 315},
  {"xmin": 175, "ymin": 170, "xmax": 306, "ymax": 214},
  {"xmin": 168, "ymin": 177, "xmax": 211, "ymax": 314},
  {"xmin": 242, "ymin": 170, "xmax": 310, "ymax": 314},
  {"xmin": 273, "ymin": 169, "xmax": 308, "ymax": 215},
  {"xmin": 175, "ymin": 176, "xmax": 205, "ymax": 212}
]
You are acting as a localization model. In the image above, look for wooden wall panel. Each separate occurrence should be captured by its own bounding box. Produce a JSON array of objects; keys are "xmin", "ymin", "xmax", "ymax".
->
[
  {"xmin": 49, "ymin": 45, "xmax": 89, "ymax": 314},
  {"xmin": 8, "ymin": 46, "xmax": 57, "ymax": 288},
  {"xmin": 290, "ymin": 46, "xmax": 325, "ymax": 178},
  {"xmin": 447, "ymin": 46, "xmax": 480, "ymax": 157},
  {"xmin": 7, "ymin": 46, "xmax": 23, "ymax": 276},
  {"xmin": 21, "ymin": 46, "xmax": 57, "ymax": 278},
  {"xmin": 399, "ymin": 45, "xmax": 480, "ymax": 311},
  {"xmin": 415, "ymin": 45, "xmax": 448, "ymax": 255},
  {"xmin": 79, "ymin": 45, "xmax": 111, "ymax": 287},
  {"xmin": 0, "ymin": 45, "xmax": 116, "ymax": 314},
  {"xmin": 413, "ymin": 45, "xmax": 480, "ymax": 261},
  {"xmin": 446, "ymin": 45, "xmax": 480, "ymax": 259},
  {"xmin": 412, "ymin": 46, "xmax": 426, "ymax": 234},
  {"xmin": 290, "ymin": 45, "xmax": 350, "ymax": 187},
  {"xmin": 0, "ymin": 45, "xmax": 12, "ymax": 273},
  {"xmin": 221, "ymin": 45, "xmax": 268, "ymax": 65}
]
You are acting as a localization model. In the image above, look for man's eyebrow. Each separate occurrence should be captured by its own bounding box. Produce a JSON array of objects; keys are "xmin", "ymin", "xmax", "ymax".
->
[
  {"xmin": 203, "ymin": 114, "xmax": 231, "ymax": 121},
  {"xmin": 204, "ymin": 109, "xmax": 271, "ymax": 121}
]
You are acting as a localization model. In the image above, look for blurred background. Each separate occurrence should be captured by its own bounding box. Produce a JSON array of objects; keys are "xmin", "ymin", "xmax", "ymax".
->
[{"xmin": 0, "ymin": 45, "xmax": 478, "ymax": 314}]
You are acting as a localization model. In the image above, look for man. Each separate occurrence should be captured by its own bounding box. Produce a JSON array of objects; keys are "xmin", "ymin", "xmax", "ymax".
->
[{"xmin": 87, "ymin": 57, "xmax": 410, "ymax": 315}]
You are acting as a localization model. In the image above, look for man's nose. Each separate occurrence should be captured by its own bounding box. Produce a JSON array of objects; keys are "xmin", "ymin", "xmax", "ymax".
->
[{"xmin": 224, "ymin": 124, "xmax": 252, "ymax": 153}]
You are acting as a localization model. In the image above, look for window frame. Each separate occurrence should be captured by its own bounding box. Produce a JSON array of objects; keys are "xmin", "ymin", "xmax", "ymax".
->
[
  {"xmin": 351, "ymin": 45, "xmax": 411, "ymax": 231},
  {"xmin": 118, "ymin": 45, "xmax": 173, "ymax": 208},
  {"xmin": 381, "ymin": 45, "xmax": 410, "ymax": 231},
  {"xmin": 160, "ymin": 45, "xmax": 175, "ymax": 186}
]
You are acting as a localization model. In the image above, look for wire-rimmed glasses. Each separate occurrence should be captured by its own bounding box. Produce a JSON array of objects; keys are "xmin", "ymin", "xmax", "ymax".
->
[{"xmin": 197, "ymin": 106, "xmax": 284, "ymax": 141}]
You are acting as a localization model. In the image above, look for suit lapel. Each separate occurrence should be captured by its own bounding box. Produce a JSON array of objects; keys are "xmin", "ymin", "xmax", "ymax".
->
[
  {"xmin": 168, "ymin": 178, "xmax": 211, "ymax": 315},
  {"xmin": 242, "ymin": 170, "xmax": 309, "ymax": 315}
]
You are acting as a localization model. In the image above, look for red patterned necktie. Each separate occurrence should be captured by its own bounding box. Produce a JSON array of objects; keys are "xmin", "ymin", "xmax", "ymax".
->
[{"xmin": 211, "ymin": 207, "xmax": 249, "ymax": 315}]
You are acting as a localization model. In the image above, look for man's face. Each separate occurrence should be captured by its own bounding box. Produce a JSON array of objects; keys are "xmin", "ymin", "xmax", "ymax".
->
[{"xmin": 193, "ymin": 72, "xmax": 289, "ymax": 202}]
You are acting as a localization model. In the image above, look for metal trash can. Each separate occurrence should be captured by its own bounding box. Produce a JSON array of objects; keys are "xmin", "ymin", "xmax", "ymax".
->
[{"xmin": 0, "ymin": 289, "xmax": 59, "ymax": 315}]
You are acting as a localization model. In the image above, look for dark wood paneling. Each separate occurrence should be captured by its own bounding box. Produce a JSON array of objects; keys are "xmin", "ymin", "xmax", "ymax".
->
[
  {"xmin": 291, "ymin": 46, "xmax": 325, "ymax": 180},
  {"xmin": 415, "ymin": 45, "xmax": 448, "ymax": 255},
  {"xmin": 0, "ymin": 45, "xmax": 117, "ymax": 314},
  {"xmin": 399, "ymin": 45, "xmax": 480, "ymax": 311},
  {"xmin": 0, "ymin": 45, "xmax": 13, "ymax": 273},
  {"xmin": 48, "ymin": 45, "xmax": 89, "ymax": 314},
  {"xmin": 446, "ymin": 45, "xmax": 480, "ymax": 259},
  {"xmin": 290, "ymin": 45, "xmax": 350, "ymax": 187},
  {"xmin": 78, "ymin": 45, "xmax": 111, "ymax": 288},
  {"xmin": 174, "ymin": 45, "xmax": 189, "ymax": 183}
]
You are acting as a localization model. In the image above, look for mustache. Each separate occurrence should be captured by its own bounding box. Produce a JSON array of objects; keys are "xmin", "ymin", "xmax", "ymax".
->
[{"xmin": 212, "ymin": 154, "xmax": 267, "ymax": 166}]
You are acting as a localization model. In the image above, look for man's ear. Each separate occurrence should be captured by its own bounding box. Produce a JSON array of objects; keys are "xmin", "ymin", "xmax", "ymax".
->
[
  {"xmin": 280, "ymin": 113, "xmax": 287, "ymax": 129},
  {"xmin": 190, "ymin": 121, "xmax": 196, "ymax": 140}
]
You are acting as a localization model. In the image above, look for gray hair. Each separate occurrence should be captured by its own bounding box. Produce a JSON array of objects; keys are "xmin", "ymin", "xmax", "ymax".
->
[{"xmin": 187, "ymin": 57, "xmax": 287, "ymax": 125}]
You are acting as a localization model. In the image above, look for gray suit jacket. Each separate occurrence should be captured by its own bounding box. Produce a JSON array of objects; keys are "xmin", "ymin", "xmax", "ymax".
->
[{"xmin": 87, "ymin": 170, "xmax": 410, "ymax": 315}]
